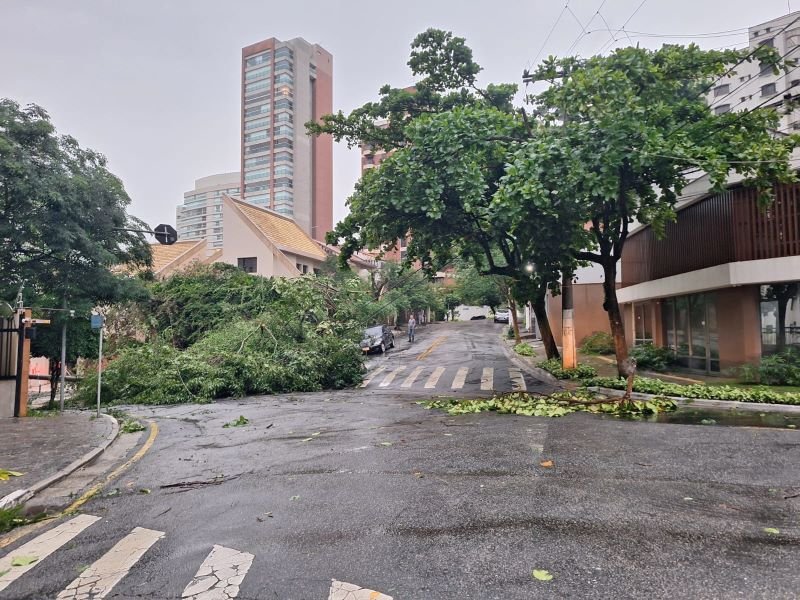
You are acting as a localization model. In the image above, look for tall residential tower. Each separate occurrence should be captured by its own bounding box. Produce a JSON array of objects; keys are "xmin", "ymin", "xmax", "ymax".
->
[{"xmin": 241, "ymin": 37, "xmax": 333, "ymax": 241}]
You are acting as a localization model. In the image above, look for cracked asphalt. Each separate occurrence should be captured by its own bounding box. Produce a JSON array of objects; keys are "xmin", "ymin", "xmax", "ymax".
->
[{"xmin": 2, "ymin": 321, "xmax": 799, "ymax": 599}]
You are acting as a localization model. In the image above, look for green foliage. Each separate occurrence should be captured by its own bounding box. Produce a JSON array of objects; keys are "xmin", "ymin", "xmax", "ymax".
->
[
  {"xmin": 506, "ymin": 327, "xmax": 515, "ymax": 339},
  {"xmin": 223, "ymin": 415, "xmax": 249, "ymax": 428},
  {"xmin": 749, "ymin": 350, "xmax": 800, "ymax": 386},
  {"xmin": 30, "ymin": 315, "xmax": 99, "ymax": 361},
  {"xmin": 453, "ymin": 262, "xmax": 503, "ymax": 309},
  {"xmin": 539, "ymin": 359, "xmax": 597, "ymax": 380},
  {"xmin": 421, "ymin": 390, "xmax": 676, "ymax": 417},
  {"xmin": 630, "ymin": 343, "xmax": 675, "ymax": 372},
  {"xmin": 514, "ymin": 342, "xmax": 534, "ymax": 356},
  {"xmin": 74, "ymin": 273, "xmax": 372, "ymax": 405},
  {"xmin": 119, "ymin": 418, "xmax": 146, "ymax": 434},
  {"xmin": 0, "ymin": 99, "xmax": 151, "ymax": 308},
  {"xmin": 0, "ymin": 506, "xmax": 24, "ymax": 534},
  {"xmin": 580, "ymin": 332, "xmax": 615, "ymax": 355},
  {"xmin": 587, "ymin": 376, "xmax": 800, "ymax": 405}
]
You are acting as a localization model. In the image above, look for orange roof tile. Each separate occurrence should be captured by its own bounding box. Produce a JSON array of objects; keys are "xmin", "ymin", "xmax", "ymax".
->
[
  {"xmin": 151, "ymin": 240, "xmax": 205, "ymax": 273},
  {"xmin": 229, "ymin": 197, "xmax": 327, "ymax": 260}
]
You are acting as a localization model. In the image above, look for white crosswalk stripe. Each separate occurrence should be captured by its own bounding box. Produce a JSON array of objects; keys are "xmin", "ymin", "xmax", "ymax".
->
[
  {"xmin": 400, "ymin": 366, "xmax": 424, "ymax": 388},
  {"xmin": 424, "ymin": 366, "xmax": 446, "ymax": 389},
  {"xmin": 451, "ymin": 367, "xmax": 469, "ymax": 390},
  {"xmin": 0, "ymin": 514, "xmax": 101, "ymax": 593},
  {"xmin": 480, "ymin": 367, "xmax": 493, "ymax": 391},
  {"xmin": 182, "ymin": 544, "xmax": 254, "ymax": 599},
  {"xmin": 359, "ymin": 366, "xmax": 386, "ymax": 388},
  {"xmin": 379, "ymin": 366, "xmax": 406, "ymax": 387},
  {"xmin": 329, "ymin": 579, "xmax": 393, "ymax": 599},
  {"xmin": 509, "ymin": 367, "xmax": 527, "ymax": 391},
  {"xmin": 56, "ymin": 526, "xmax": 164, "ymax": 599}
]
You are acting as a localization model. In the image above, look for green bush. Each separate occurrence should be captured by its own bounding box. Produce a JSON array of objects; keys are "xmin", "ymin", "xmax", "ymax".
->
[
  {"xmin": 630, "ymin": 343, "xmax": 675, "ymax": 372},
  {"xmin": 514, "ymin": 342, "xmax": 534, "ymax": 356},
  {"xmin": 538, "ymin": 358, "xmax": 597, "ymax": 380},
  {"xmin": 735, "ymin": 349, "xmax": 800, "ymax": 386},
  {"xmin": 586, "ymin": 376, "xmax": 800, "ymax": 405},
  {"xmin": 580, "ymin": 331, "xmax": 615, "ymax": 355}
]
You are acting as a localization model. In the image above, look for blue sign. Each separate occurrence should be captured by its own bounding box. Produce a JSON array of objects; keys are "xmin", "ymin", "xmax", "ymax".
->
[{"xmin": 90, "ymin": 314, "xmax": 104, "ymax": 330}]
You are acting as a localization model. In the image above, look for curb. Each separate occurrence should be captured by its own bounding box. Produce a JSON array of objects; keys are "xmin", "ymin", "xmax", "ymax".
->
[
  {"xmin": 589, "ymin": 386, "xmax": 800, "ymax": 415},
  {"xmin": 0, "ymin": 412, "xmax": 119, "ymax": 510},
  {"xmin": 499, "ymin": 336, "xmax": 563, "ymax": 389}
]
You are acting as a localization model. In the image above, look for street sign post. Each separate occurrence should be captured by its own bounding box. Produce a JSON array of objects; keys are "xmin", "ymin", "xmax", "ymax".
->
[{"xmin": 91, "ymin": 313, "xmax": 105, "ymax": 417}]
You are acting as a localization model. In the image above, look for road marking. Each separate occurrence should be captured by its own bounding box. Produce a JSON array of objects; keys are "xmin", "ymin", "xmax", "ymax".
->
[
  {"xmin": 56, "ymin": 526, "xmax": 164, "ymax": 599},
  {"xmin": 182, "ymin": 544, "xmax": 254, "ymax": 599},
  {"xmin": 424, "ymin": 367, "xmax": 446, "ymax": 389},
  {"xmin": 416, "ymin": 336, "xmax": 447, "ymax": 361},
  {"xmin": 329, "ymin": 579, "xmax": 393, "ymax": 600},
  {"xmin": 400, "ymin": 366, "xmax": 424, "ymax": 388},
  {"xmin": 0, "ymin": 514, "xmax": 101, "ymax": 592},
  {"xmin": 480, "ymin": 367, "xmax": 494, "ymax": 391},
  {"xmin": 451, "ymin": 367, "xmax": 469, "ymax": 390},
  {"xmin": 379, "ymin": 366, "xmax": 406, "ymax": 387},
  {"xmin": 359, "ymin": 366, "xmax": 386, "ymax": 388},
  {"xmin": 509, "ymin": 368, "xmax": 527, "ymax": 391}
]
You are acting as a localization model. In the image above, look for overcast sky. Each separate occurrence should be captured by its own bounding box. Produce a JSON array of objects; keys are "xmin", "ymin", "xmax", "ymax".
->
[{"xmin": 1, "ymin": 0, "xmax": 795, "ymax": 229}]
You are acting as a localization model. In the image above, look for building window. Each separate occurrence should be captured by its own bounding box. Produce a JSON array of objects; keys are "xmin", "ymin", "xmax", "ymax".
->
[
  {"xmin": 273, "ymin": 124, "xmax": 293, "ymax": 137},
  {"xmin": 661, "ymin": 294, "xmax": 719, "ymax": 372},
  {"xmin": 274, "ymin": 165, "xmax": 293, "ymax": 177},
  {"xmin": 245, "ymin": 142, "xmax": 270, "ymax": 155},
  {"xmin": 760, "ymin": 62, "xmax": 773, "ymax": 76},
  {"xmin": 274, "ymin": 151, "xmax": 292, "ymax": 163},
  {"xmin": 245, "ymin": 91, "xmax": 271, "ymax": 105},
  {"xmin": 244, "ymin": 117, "xmax": 270, "ymax": 131},
  {"xmin": 246, "ymin": 51, "xmax": 271, "ymax": 68},
  {"xmin": 274, "ymin": 112, "xmax": 293, "ymax": 124},
  {"xmin": 245, "ymin": 103, "xmax": 271, "ymax": 118},
  {"xmin": 245, "ymin": 80, "xmax": 271, "ymax": 95},
  {"xmin": 274, "ymin": 139, "xmax": 293, "ymax": 150},
  {"xmin": 273, "ymin": 177, "xmax": 292, "ymax": 188},
  {"xmin": 244, "ymin": 168, "xmax": 270, "ymax": 181},
  {"xmin": 275, "ymin": 190, "xmax": 293, "ymax": 202},
  {"xmin": 713, "ymin": 84, "xmax": 730, "ymax": 97},
  {"xmin": 245, "ymin": 66, "xmax": 271, "ymax": 81},
  {"xmin": 274, "ymin": 59, "xmax": 293, "ymax": 72},
  {"xmin": 275, "ymin": 47, "xmax": 293, "ymax": 60},
  {"xmin": 274, "ymin": 98, "xmax": 293, "ymax": 111},
  {"xmin": 760, "ymin": 283, "xmax": 800, "ymax": 354},
  {"xmin": 245, "ymin": 182, "xmax": 269, "ymax": 193},
  {"xmin": 274, "ymin": 73, "xmax": 293, "ymax": 85},
  {"xmin": 245, "ymin": 155, "xmax": 270, "ymax": 168},
  {"xmin": 244, "ymin": 130, "xmax": 269, "ymax": 142},
  {"xmin": 761, "ymin": 82, "xmax": 777, "ymax": 97},
  {"xmin": 714, "ymin": 104, "xmax": 730, "ymax": 115},
  {"xmin": 247, "ymin": 193, "xmax": 270, "ymax": 204},
  {"xmin": 296, "ymin": 263, "xmax": 308, "ymax": 274},
  {"xmin": 238, "ymin": 257, "xmax": 258, "ymax": 273}
]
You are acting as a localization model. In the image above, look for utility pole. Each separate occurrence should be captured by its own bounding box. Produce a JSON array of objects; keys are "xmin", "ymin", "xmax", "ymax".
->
[
  {"xmin": 59, "ymin": 297, "xmax": 67, "ymax": 411},
  {"xmin": 561, "ymin": 273, "xmax": 577, "ymax": 368}
]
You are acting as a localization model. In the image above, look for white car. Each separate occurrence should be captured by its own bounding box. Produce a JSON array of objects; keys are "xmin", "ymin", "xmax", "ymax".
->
[{"xmin": 494, "ymin": 309, "xmax": 510, "ymax": 323}]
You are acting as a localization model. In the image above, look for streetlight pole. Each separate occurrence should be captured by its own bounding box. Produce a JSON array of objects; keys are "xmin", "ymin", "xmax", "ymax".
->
[{"xmin": 59, "ymin": 297, "xmax": 67, "ymax": 411}]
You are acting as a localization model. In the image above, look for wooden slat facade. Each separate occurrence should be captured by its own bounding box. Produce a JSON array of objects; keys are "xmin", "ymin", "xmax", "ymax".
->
[{"xmin": 622, "ymin": 183, "xmax": 800, "ymax": 287}]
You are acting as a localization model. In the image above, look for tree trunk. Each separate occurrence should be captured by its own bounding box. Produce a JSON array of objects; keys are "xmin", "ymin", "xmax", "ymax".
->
[
  {"xmin": 533, "ymin": 291, "xmax": 560, "ymax": 360},
  {"xmin": 508, "ymin": 295, "xmax": 522, "ymax": 345},
  {"xmin": 601, "ymin": 260, "xmax": 629, "ymax": 377}
]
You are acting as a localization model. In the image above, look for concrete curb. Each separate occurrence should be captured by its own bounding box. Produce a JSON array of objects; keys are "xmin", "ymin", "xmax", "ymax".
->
[
  {"xmin": 0, "ymin": 412, "xmax": 119, "ymax": 510},
  {"xmin": 498, "ymin": 336, "xmax": 563, "ymax": 389},
  {"xmin": 589, "ymin": 386, "xmax": 800, "ymax": 415}
]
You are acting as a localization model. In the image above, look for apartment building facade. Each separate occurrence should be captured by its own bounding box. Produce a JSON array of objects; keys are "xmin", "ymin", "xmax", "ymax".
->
[
  {"xmin": 176, "ymin": 172, "xmax": 241, "ymax": 249},
  {"xmin": 708, "ymin": 12, "xmax": 800, "ymax": 131},
  {"xmin": 241, "ymin": 37, "xmax": 333, "ymax": 241}
]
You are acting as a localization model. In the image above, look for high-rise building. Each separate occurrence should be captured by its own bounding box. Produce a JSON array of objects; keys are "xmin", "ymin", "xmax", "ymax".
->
[
  {"xmin": 176, "ymin": 172, "xmax": 240, "ymax": 248},
  {"xmin": 241, "ymin": 37, "xmax": 333, "ymax": 241},
  {"xmin": 707, "ymin": 12, "xmax": 800, "ymax": 131}
]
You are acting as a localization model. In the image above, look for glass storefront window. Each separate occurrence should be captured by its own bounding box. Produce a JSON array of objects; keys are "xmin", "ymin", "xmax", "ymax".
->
[
  {"xmin": 760, "ymin": 282, "xmax": 800, "ymax": 354},
  {"xmin": 661, "ymin": 293, "xmax": 719, "ymax": 372}
]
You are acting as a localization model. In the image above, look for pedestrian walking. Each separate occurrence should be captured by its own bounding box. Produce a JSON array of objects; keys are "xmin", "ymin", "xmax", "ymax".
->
[{"xmin": 408, "ymin": 314, "xmax": 417, "ymax": 343}]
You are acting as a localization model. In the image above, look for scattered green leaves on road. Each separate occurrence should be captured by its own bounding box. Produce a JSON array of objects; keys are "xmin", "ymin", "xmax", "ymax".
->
[
  {"xmin": 763, "ymin": 527, "xmax": 780, "ymax": 535},
  {"xmin": 120, "ymin": 419, "xmax": 146, "ymax": 434},
  {"xmin": 290, "ymin": 495, "xmax": 300, "ymax": 501},
  {"xmin": 223, "ymin": 415, "xmax": 249, "ymax": 428},
  {"xmin": 10, "ymin": 556, "xmax": 38, "ymax": 567},
  {"xmin": 379, "ymin": 442, "xmax": 393, "ymax": 446},
  {"xmin": 532, "ymin": 569, "xmax": 553, "ymax": 581},
  {"xmin": 0, "ymin": 569, "xmax": 9, "ymax": 578},
  {"xmin": 0, "ymin": 469, "xmax": 23, "ymax": 481}
]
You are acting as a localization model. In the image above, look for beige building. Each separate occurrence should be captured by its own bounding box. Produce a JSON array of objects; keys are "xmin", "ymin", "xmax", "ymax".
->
[
  {"xmin": 176, "ymin": 172, "xmax": 241, "ymax": 249},
  {"xmin": 149, "ymin": 240, "xmax": 221, "ymax": 279},
  {"xmin": 220, "ymin": 195, "xmax": 327, "ymax": 277}
]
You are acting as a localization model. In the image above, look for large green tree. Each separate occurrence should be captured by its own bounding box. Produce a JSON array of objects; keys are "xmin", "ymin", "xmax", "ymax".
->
[
  {"xmin": 312, "ymin": 30, "xmax": 566, "ymax": 357},
  {"xmin": 0, "ymin": 99, "xmax": 151, "ymax": 317},
  {"xmin": 499, "ymin": 45, "xmax": 799, "ymax": 375}
]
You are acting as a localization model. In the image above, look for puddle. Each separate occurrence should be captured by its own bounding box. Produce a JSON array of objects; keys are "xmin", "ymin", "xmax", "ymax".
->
[{"xmin": 614, "ymin": 408, "xmax": 800, "ymax": 429}]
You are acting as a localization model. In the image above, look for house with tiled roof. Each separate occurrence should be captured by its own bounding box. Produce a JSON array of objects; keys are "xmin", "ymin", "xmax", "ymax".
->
[
  {"xmin": 220, "ymin": 195, "xmax": 327, "ymax": 277},
  {"xmin": 149, "ymin": 240, "xmax": 221, "ymax": 279}
]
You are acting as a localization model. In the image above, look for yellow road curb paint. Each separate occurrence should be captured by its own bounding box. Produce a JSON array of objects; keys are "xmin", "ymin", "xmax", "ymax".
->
[
  {"xmin": 0, "ymin": 420, "xmax": 159, "ymax": 549},
  {"xmin": 416, "ymin": 336, "xmax": 447, "ymax": 361}
]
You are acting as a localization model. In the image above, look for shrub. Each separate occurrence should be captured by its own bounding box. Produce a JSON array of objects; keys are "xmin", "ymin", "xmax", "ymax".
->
[
  {"xmin": 514, "ymin": 342, "xmax": 534, "ymax": 356},
  {"xmin": 506, "ymin": 327, "xmax": 515, "ymax": 339},
  {"xmin": 736, "ymin": 349, "xmax": 800, "ymax": 386},
  {"xmin": 630, "ymin": 343, "xmax": 675, "ymax": 372},
  {"xmin": 586, "ymin": 376, "xmax": 800, "ymax": 405},
  {"xmin": 580, "ymin": 331, "xmax": 615, "ymax": 355},
  {"xmin": 538, "ymin": 358, "xmax": 597, "ymax": 380}
]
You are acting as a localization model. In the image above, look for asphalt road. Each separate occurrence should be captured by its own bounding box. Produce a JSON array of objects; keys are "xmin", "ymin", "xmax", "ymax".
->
[{"xmin": 2, "ymin": 321, "xmax": 799, "ymax": 599}]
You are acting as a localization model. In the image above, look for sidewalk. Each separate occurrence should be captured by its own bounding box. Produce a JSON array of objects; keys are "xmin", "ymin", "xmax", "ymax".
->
[{"xmin": 0, "ymin": 411, "xmax": 118, "ymax": 508}]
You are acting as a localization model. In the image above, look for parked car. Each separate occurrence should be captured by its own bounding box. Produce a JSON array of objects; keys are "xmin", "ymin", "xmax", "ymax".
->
[
  {"xmin": 361, "ymin": 325, "xmax": 395, "ymax": 354},
  {"xmin": 493, "ymin": 308, "xmax": 510, "ymax": 323}
]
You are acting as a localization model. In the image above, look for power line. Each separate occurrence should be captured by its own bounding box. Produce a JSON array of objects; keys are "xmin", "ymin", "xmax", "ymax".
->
[
  {"xmin": 564, "ymin": 0, "xmax": 612, "ymax": 57},
  {"xmin": 586, "ymin": 27, "xmax": 749, "ymax": 39},
  {"xmin": 526, "ymin": 2, "xmax": 570, "ymax": 73}
]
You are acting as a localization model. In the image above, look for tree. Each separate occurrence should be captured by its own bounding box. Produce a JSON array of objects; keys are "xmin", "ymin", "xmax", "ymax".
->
[
  {"xmin": 312, "ymin": 30, "xmax": 564, "ymax": 358},
  {"xmin": 454, "ymin": 262, "xmax": 503, "ymax": 311},
  {"xmin": 0, "ymin": 99, "xmax": 152, "ymax": 357},
  {"xmin": 500, "ymin": 45, "xmax": 799, "ymax": 376}
]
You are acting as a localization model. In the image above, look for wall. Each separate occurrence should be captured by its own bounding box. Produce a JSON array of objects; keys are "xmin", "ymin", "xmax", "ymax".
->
[
  {"xmin": 547, "ymin": 283, "xmax": 612, "ymax": 347},
  {"xmin": 221, "ymin": 202, "xmax": 281, "ymax": 278},
  {"xmin": 716, "ymin": 285, "xmax": 762, "ymax": 369}
]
